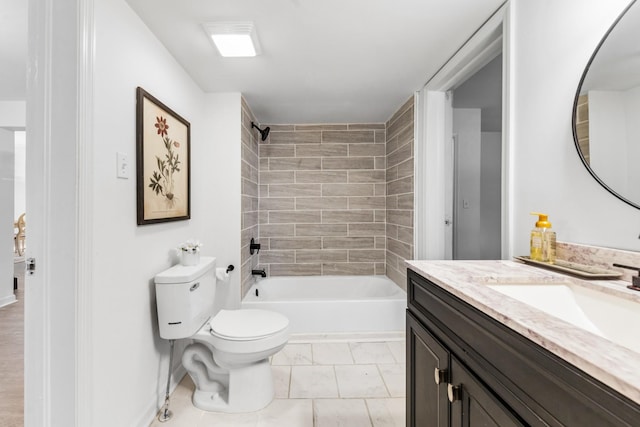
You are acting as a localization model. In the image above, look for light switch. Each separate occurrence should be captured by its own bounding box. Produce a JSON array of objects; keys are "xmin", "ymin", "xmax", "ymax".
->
[{"xmin": 117, "ymin": 152, "xmax": 130, "ymax": 179}]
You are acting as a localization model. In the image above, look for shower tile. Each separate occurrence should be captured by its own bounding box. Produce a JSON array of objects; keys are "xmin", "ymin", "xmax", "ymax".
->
[
  {"xmin": 270, "ymin": 263, "xmax": 322, "ymax": 276},
  {"xmin": 322, "ymin": 210, "xmax": 374, "ymax": 224},
  {"xmin": 259, "ymin": 224, "xmax": 295, "ymax": 237},
  {"xmin": 386, "ymin": 210, "xmax": 412, "ymax": 227},
  {"xmin": 295, "ymin": 197, "xmax": 348, "ymax": 211},
  {"xmin": 295, "ymin": 170, "xmax": 348, "ymax": 183},
  {"xmin": 322, "ymin": 157, "xmax": 375, "ymax": 170},
  {"xmin": 397, "ymin": 226, "xmax": 413, "ymax": 245},
  {"xmin": 260, "ymin": 144, "xmax": 296, "ymax": 158},
  {"xmin": 314, "ymin": 399, "xmax": 372, "ymax": 427},
  {"xmin": 269, "ymin": 237, "xmax": 322, "ymax": 250},
  {"xmin": 396, "ymin": 158, "xmax": 413, "ymax": 179},
  {"xmin": 322, "ymin": 263, "xmax": 375, "ymax": 276},
  {"xmin": 267, "ymin": 124, "xmax": 295, "ymax": 132},
  {"xmin": 260, "ymin": 170, "xmax": 295, "ymax": 184},
  {"xmin": 386, "ymin": 195, "xmax": 398, "ymax": 210},
  {"xmin": 387, "ymin": 102, "xmax": 413, "ymax": 140},
  {"xmin": 374, "ymin": 129, "xmax": 387, "ymax": 143},
  {"xmin": 375, "ymin": 237, "xmax": 386, "ymax": 249},
  {"xmin": 374, "ymin": 210, "xmax": 386, "ymax": 223},
  {"xmin": 348, "ymin": 169, "xmax": 386, "ymax": 182},
  {"xmin": 259, "ymin": 197, "xmax": 295, "ymax": 211},
  {"xmin": 312, "ymin": 342, "xmax": 354, "ymax": 365},
  {"xmin": 387, "ymin": 142, "xmax": 412, "ymax": 168},
  {"xmin": 272, "ymin": 343, "xmax": 312, "ymax": 365},
  {"xmin": 386, "ymin": 238, "xmax": 412, "ymax": 260},
  {"xmin": 349, "ymin": 143, "xmax": 386, "ymax": 157},
  {"xmin": 397, "ymin": 194, "xmax": 413, "ymax": 209},
  {"xmin": 350, "ymin": 342, "xmax": 396, "ymax": 364},
  {"xmin": 374, "ymin": 183, "xmax": 386, "ymax": 196},
  {"xmin": 349, "ymin": 196, "xmax": 386, "ymax": 209},
  {"xmin": 323, "ymin": 237, "xmax": 375, "ymax": 249},
  {"xmin": 322, "ymin": 130, "xmax": 375, "ymax": 144},
  {"xmin": 296, "ymin": 144, "xmax": 348, "ymax": 157},
  {"xmin": 269, "ymin": 157, "xmax": 322, "ymax": 171},
  {"xmin": 269, "ymin": 183, "xmax": 321, "ymax": 197},
  {"xmin": 366, "ymin": 398, "xmax": 406, "ymax": 427},
  {"xmin": 258, "ymin": 250, "xmax": 296, "ymax": 264},
  {"xmin": 269, "ymin": 131, "xmax": 321, "ymax": 145},
  {"xmin": 269, "ymin": 211, "xmax": 322, "ymax": 224},
  {"xmin": 296, "ymin": 250, "xmax": 348, "ymax": 263},
  {"xmin": 375, "ymin": 263, "xmax": 386, "ymax": 275},
  {"xmin": 348, "ymin": 223, "xmax": 386, "ymax": 236},
  {"xmin": 375, "ymin": 156, "xmax": 386, "ymax": 170},
  {"xmin": 378, "ymin": 364, "xmax": 406, "ymax": 397},
  {"xmin": 272, "ymin": 366, "xmax": 291, "ymax": 398},
  {"xmin": 335, "ymin": 365, "xmax": 388, "ymax": 398},
  {"xmin": 349, "ymin": 249, "xmax": 385, "ymax": 263},
  {"xmin": 348, "ymin": 123, "xmax": 386, "ymax": 130},
  {"xmin": 290, "ymin": 366, "xmax": 338, "ymax": 398},
  {"xmin": 295, "ymin": 224, "xmax": 348, "ymax": 237},
  {"xmin": 322, "ymin": 183, "xmax": 375, "ymax": 197},
  {"xmin": 386, "ymin": 176, "xmax": 413, "ymax": 196}
]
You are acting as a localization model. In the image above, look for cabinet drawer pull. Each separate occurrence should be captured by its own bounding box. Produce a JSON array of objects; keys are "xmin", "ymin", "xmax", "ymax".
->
[
  {"xmin": 447, "ymin": 384, "xmax": 461, "ymax": 402},
  {"xmin": 434, "ymin": 367, "xmax": 447, "ymax": 385}
]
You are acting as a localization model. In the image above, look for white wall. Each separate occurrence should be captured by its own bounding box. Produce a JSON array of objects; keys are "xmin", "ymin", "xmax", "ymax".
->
[
  {"xmin": 93, "ymin": 0, "xmax": 242, "ymax": 425},
  {"xmin": 0, "ymin": 128, "xmax": 16, "ymax": 307},
  {"xmin": 627, "ymin": 86, "xmax": 640, "ymax": 202},
  {"xmin": 511, "ymin": 0, "xmax": 639, "ymax": 254}
]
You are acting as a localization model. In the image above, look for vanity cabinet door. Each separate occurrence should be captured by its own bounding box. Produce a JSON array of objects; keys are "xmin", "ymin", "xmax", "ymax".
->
[
  {"xmin": 449, "ymin": 357, "xmax": 525, "ymax": 427},
  {"xmin": 407, "ymin": 311, "xmax": 450, "ymax": 427}
]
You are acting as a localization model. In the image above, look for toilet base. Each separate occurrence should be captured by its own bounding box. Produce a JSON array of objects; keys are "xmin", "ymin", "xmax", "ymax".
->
[{"xmin": 182, "ymin": 343, "xmax": 275, "ymax": 413}]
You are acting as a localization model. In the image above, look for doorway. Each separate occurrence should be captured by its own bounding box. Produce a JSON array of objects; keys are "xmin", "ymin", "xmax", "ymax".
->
[
  {"xmin": 449, "ymin": 55, "xmax": 502, "ymax": 260},
  {"xmin": 414, "ymin": 4, "xmax": 511, "ymax": 261}
]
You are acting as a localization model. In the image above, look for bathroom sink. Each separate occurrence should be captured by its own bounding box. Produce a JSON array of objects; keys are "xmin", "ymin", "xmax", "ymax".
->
[{"xmin": 486, "ymin": 281, "xmax": 640, "ymax": 354}]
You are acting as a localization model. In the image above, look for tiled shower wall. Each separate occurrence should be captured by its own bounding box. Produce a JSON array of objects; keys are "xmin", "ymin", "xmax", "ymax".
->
[
  {"xmin": 385, "ymin": 98, "xmax": 414, "ymax": 289},
  {"xmin": 240, "ymin": 98, "xmax": 260, "ymax": 296},
  {"xmin": 257, "ymin": 124, "xmax": 388, "ymax": 276}
]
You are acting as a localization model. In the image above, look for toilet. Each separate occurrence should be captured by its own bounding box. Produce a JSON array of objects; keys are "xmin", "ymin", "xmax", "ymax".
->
[{"xmin": 154, "ymin": 256, "xmax": 289, "ymax": 413}]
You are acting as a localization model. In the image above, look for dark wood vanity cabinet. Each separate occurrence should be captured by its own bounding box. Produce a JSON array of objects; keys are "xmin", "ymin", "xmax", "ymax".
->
[{"xmin": 406, "ymin": 269, "xmax": 640, "ymax": 427}]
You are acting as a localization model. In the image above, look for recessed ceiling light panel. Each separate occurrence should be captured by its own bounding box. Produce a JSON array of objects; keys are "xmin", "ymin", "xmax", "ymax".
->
[{"xmin": 203, "ymin": 22, "xmax": 261, "ymax": 57}]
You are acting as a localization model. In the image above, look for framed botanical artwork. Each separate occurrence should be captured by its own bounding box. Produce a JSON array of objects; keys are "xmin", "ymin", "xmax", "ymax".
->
[{"xmin": 136, "ymin": 87, "xmax": 191, "ymax": 225}]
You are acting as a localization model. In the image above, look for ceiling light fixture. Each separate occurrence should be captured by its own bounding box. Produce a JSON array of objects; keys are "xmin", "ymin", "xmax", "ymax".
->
[{"xmin": 203, "ymin": 22, "xmax": 261, "ymax": 57}]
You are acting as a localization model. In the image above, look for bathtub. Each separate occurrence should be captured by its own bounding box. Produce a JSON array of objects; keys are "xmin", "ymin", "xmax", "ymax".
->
[{"xmin": 241, "ymin": 275, "xmax": 406, "ymax": 334}]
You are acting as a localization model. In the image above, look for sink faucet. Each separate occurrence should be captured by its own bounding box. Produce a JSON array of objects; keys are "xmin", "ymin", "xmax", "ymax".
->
[
  {"xmin": 252, "ymin": 269, "xmax": 267, "ymax": 278},
  {"xmin": 613, "ymin": 263, "xmax": 640, "ymax": 291}
]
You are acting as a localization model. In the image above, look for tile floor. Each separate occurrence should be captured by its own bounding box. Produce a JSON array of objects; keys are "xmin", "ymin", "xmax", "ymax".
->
[{"xmin": 150, "ymin": 338, "xmax": 406, "ymax": 426}]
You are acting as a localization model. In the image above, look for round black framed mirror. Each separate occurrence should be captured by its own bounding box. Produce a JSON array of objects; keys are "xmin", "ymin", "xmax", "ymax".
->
[{"xmin": 572, "ymin": 0, "xmax": 640, "ymax": 210}]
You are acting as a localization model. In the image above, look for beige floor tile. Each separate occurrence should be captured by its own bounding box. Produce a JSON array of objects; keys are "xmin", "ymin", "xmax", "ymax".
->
[
  {"xmin": 272, "ymin": 343, "xmax": 313, "ymax": 365},
  {"xmin": 312, "ymin": 342, "xmax": 354, "ymax": 365},
  {"xmin": 255, "ymin": 398, "xmax": 313, "ymax": 427},
  {"xmin": 378, "ymin": 364, "xmax": 406, "ymax": 397},
  {"xmin": 335, "ymin": 365, "xmax": 389, "ymax": 398},
  {"xmin": 272, "ymin": 365, "xmax": 291, "ymax": 398},
  {"xmin": 314, "ymin": 398, "xmax": 372, "ymax": 427},
  {"xmin": 290, "ymin": 366, "xmax": 338, "ymax": 398},
  {"xmin": 366, "ymin": 398, "xmax": 406, "ymax": 427},
  {"xmin": 385, "ymin": 341, "xmax": 406, "ymax": 364},
  {"xmin": 350, "ymin": 342, "xmax": 396, "ymax": 364}
]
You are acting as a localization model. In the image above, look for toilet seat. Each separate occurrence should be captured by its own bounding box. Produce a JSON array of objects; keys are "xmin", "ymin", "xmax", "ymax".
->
[{"xmin": 209, "ymin": 309, "xmax": 289, "ymax": 340}]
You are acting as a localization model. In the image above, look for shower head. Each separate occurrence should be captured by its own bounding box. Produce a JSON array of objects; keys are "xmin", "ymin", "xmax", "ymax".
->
[{"xmin": 251, "ymin": 122, "xmax": 270, "ymax": 141}]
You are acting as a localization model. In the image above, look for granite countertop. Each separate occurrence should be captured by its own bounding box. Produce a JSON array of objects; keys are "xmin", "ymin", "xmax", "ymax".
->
[{"xmin": 405, "ymin": 259, "xmax": 640, "ymax": 405}]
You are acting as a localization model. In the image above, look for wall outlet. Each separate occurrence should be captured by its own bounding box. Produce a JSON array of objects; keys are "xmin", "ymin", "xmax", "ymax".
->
[{"xmin": 116, "ymin": 152, "xmax": 130, "ymax": 179}]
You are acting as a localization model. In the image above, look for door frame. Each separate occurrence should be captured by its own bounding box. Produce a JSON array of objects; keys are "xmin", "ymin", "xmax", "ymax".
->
[
  {"xmin": 414, "ymin": 2, "xmax": 513, "ymax": 260},
  {"xmin": 25, "ymin": 0, "xmax": 94, "ymax": 425}
]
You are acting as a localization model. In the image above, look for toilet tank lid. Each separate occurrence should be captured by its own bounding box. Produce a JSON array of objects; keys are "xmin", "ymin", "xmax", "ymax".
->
[{"xmin": 155, "ymin": 256, "xmax": 216, "ymax": 284}]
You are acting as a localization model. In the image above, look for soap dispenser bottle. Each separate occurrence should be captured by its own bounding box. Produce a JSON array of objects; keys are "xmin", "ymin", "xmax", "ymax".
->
[{"xmin": 530, "ymin": 212, "xmax": 556, "ymax": 263}]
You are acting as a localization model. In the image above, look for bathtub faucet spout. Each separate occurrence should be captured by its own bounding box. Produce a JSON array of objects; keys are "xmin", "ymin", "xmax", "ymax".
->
[{"xmin": 252, "ymin": 269, "xmax": 267, "ymax": 278}]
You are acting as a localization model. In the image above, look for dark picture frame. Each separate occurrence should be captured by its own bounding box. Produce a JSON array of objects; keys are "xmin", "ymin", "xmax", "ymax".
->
[{"xmin": 136, "ymin": 87, "xmax": 191, "ymax": 225}]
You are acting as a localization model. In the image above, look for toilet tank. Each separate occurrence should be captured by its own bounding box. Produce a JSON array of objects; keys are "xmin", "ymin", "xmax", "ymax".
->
[{"xmin": 154, "ymin": 256, "xmax": 216, "ymax": 340}]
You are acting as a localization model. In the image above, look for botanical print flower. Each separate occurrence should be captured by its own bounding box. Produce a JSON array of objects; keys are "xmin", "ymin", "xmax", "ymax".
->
[
  {"xmin": 148, "ymin": 115, "xmax": 181, "ymax": 208},
  {"xmin": 155, "ymin": 116, "xmax": 169, "ymax": 136}
]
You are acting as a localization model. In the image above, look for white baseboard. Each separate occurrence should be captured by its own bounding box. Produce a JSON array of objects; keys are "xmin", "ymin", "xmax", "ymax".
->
[{"xmin": 0, "ymin": 294, "xmax": 17, "ymax": 308}]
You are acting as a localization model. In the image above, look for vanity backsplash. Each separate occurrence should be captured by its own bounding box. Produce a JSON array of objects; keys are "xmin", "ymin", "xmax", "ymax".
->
[{"xmin": 557, "ymin": 241, "xmax": 640, "ymax": 282}]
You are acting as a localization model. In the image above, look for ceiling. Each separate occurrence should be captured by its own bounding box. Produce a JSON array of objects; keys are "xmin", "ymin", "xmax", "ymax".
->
[{"xmin": 0, "ymin": 0, "xmax": 506, "ymax": 124}]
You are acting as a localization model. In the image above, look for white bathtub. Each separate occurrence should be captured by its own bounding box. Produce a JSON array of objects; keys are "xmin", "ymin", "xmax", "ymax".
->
[{"xmin": 241, "ymin": 275, "xmax": 407, "ymax": 334}]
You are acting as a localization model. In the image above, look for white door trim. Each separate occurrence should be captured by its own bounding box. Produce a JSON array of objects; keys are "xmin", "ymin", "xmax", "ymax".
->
[
  {"xmin": 26, "ymin": 0, "xmax": 94, "ymax": 425},
  {"xmin": 414, "ymin": 3, "xmax": 512, "ymax": 260}
]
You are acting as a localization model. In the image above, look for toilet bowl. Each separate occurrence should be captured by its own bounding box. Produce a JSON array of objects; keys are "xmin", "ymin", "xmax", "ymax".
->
[{"xmin": 155, "ymin": 257, "xmax": 289, "ymax": 413}]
